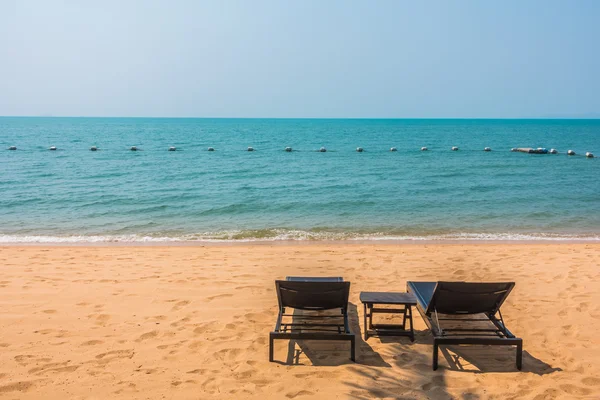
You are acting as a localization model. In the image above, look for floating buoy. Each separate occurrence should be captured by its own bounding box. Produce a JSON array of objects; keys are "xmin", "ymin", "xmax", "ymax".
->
[
  {"xmin": 130, "ymin": 146, "xmax": 138, "ymax": 151},
  {"xmin": 247, "ymin": 147, "xmax": 254, "ymax": 152},
  {"xmin": 567, "ymin": 150, "xmax": 575, "ymax": 156},
  {"xmin": 421, "ymin": 147, "xmax": 428, "ymax": 151},
  {"xmin": 451, "ymin": 146, "xmax": 458, "ymax": 151},
  {"xmin": 356, "ymin": 147, "xmax": 363, "ymax": 152},
  {"xmin": 511, "ymin": 148, "xmax": 517, "ymax": 152},
  {"xmin": 484, "ymin": 147, "xmax": 491, "ymax": 152},
  {"xmin": 49, "ymin": 146, "xmax": 57, "ymax": 151},
  {"xmin": 537, "ymin": 148, "xmax": 548, "ymax": 154},
  {"xmin": 168, "ymin": 146, "xmax": 176, "ymax": 151},
  {"xmin": 586, "ymin": 152, "xmax": 594, "ymax": 158},
  {"xmin": 390, "ymin": 147, "xmax": 397, "ymax": 152},
  {"xmin": 284, "ymin": 147, "xmax": 292, "ymax": 152},
  {"xmin": 90, "ymin": 146, "xmax": 98, "ymax": 151},
  {"xmin": 8, "ymin": 146, "xmax": 16, "ymax": 150},
  {"xmin": 549, "ymin": 149, "xmax": 558, "ymax": 154},
  {"xmin": 208, "ymin": 147, "xmax": 215, "ymax": 151},
  {"xmin": 319, "ymin": 147, "xmax": 327, "ymax": 152}
]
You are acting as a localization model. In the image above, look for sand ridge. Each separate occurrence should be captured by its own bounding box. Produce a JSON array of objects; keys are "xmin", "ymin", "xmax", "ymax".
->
[{"xmin": 0, "ymin": 243, "xmax": 599, "ymax": 399}]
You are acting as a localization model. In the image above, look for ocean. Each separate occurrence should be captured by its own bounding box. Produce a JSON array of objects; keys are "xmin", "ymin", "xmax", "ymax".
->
[{"xmin": 0, "ymin": 117, "xmax": 598, "ymax": 242}]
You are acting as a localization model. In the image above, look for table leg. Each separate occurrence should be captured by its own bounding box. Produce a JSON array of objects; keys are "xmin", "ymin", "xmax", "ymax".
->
[{"xmin": 363, "ymin": 302, "xmax": 368, "ymax": 340}]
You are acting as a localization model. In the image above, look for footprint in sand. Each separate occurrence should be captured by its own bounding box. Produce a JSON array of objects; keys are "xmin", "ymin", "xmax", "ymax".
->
[
  {"xmin": 95, "ymin": 349, "xmax": 134, "ymax": 360},
  {"xmin": 135, "ymin": 331, "xmax": 159, "ymax": 342},
  {"xmin": 559, "ymin": 384, "xmax": 592, "ymax": 396},
  {"xmin": 94, "ymin": 314, "xmax": 111, "ymax": 326},
  {"xmin": 286, "ymin": 390, "xmax": 315, "ymax": 398},
  {"xmin": 581, "ymin": 377, "xmax": 600, "ymax": 386},
  {"xmin": 171, "ymin": 300, "xmax": 190, "ymax": 311},
  {"xmin": 170, "ymin": 317, "xmax": 190, "ymax": 327},
  {"xmin": 0, "ymin": 381, "xmax": 35, "ymax": 394},
  {"xmin": 29, "ymin": 362, "xmax": 79, "ymax": 375},
  {"xmin": 206, "ymin": 294, "xmax": 233, "ymax": 302},
  {"xmin": 81, "ymin": 340, "xmax": 104, "ymax": 346}
]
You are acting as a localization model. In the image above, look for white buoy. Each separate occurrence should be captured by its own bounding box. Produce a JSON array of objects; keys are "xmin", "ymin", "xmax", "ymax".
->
[
  {"xmin": 586, "ymin": 152, "xmax": 594, "ymax": 158},
  {"xmin": 90, "ymin": 146, "xmax": 98, "ymax": 151},
  {"xmin": 168, "ymin": 146, "xmax": 176, "ymax": 151},
  {"xmin": 567, "ymin": 150, "xmax": 575, "ymax": 156},
  {"xmin": 247, "ymin": 147, "xmax": 254, "ymax": 151},
  {"xmin": 208, "ymin": 147, "xmax": 215, "ymax": 151},
  {"xmin": 421, "ymin": 147, "xmax": 428, "ymax": 151},
  {"xmin": 356, "ymin": 147, "xmax": 363, "ymax": 152},
  {"xmin": 130, "ymin": 146, "xmax": 137, "ymax": 151},
  {"xmin": 484, "ymin": 147, "xmax": 491, "ymax": 152},
  {"xmin": 49, "ymin": 146, "xmax": 57, "ymax": 151},
  {"xmin": 284, "ymin": 147, "xmax": 292, "ymax": 152},
  {"xmin": 319, "ymin": 147, "xmax": 327, "ymax": 152},
  {"xmin": 451, "ymin": 146, "xmax": 458, "ymax": 151},
  {"xmin": 390, "ymin": 147, "xmax": 397, "ymax": 152},
  {"xmin": 549, "ymin": 148, "xmax": 558, "ymax": 154},
  {"xmin": 8, "ymin": 146, "xmax": 16, "ymax": 150},
  {"xmin": 511, "ymin": 148, "xmax": 517, "ymax": 152}
]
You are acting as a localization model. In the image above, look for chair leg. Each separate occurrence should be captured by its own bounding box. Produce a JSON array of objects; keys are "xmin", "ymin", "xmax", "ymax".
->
[
  {"xmin": 269, "ymin": 334, "xmax": 274, "ymax": 362},
  {"xmin": 350, "ymin": 336, "xmax": 356, "ymax": 362},
  {"xmin": 516, "ymin": 341, "xmax": 523, "ymax": 370},
  {"xmin": 432, "ymin": 341, "xmax": 439, "ymax": 370}
]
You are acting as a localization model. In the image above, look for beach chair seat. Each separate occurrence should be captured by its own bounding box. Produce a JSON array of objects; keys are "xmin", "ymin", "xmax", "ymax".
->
[
  {"xmin": 407, "ymin": 281, "xmax": 523, "ymax": 370},
  {"xmin": 269, "ymin": 280, "xmax": 355, "ymax": 362}
]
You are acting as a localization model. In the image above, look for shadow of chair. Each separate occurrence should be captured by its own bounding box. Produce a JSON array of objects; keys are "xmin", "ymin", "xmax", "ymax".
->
[
  {"xmin": 439, "ymin": 345, "xmax": 562, "ymax": 374},
  {"xmin": 278, "ymin": 302, "xmax": 390, "ymax": 367}
]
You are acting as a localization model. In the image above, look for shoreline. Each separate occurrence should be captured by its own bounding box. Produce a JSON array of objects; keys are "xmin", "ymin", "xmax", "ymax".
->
[{"xmin": 1, "ymin": 238, "xmax": 600, "ymax": 247}]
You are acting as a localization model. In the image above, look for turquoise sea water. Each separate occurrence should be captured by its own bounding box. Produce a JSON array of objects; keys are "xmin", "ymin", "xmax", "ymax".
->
[{"xmin": 0, "ymin": 117, "xmax": 598, "ymax": 242}]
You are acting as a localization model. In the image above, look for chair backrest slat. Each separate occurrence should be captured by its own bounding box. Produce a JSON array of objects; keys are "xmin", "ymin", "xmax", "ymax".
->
[
  {"xmin": 275, "ymin": 280, "xmax": 350, "ymax": 311},
  {"xmin": 426, "ymin": 281, "xmax": 515, "ymax": 315}
]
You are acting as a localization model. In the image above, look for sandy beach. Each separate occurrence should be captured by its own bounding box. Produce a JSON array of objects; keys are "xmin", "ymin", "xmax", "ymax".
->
[{"xmin": 1, "ymin": 242, "xmax": 599, "ymax": 399}]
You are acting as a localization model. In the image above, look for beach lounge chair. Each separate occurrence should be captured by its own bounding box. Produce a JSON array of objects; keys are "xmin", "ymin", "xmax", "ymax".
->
[
  {"xmin": 269, "ymin": 279, "xmax": 355, "ymax": 362},
  {"xmin": 407, "ymin": 281, "xmax": 522, "ymax": 370}
]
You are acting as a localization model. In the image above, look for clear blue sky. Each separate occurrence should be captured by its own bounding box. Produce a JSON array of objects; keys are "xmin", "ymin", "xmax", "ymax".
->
[{"xmin": 1, "ymin": 0, "xmax": 599, "ymax": 118}]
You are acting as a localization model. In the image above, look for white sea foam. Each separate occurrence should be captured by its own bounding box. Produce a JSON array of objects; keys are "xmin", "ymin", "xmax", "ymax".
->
[{"xmin": 0, "ymin": 231, "xmax": 599, "ymax": 243}]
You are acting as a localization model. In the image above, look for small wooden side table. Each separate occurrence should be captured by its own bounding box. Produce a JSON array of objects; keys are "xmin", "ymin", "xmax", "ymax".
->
[{"xmin": 360, "ymin": 292, "xmax": 417, "ymax": 341}]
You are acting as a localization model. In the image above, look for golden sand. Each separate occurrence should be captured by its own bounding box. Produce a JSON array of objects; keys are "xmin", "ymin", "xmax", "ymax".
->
[{"xmin": 0, "ymin": 243, "xmax": 599, "ymax": 399}]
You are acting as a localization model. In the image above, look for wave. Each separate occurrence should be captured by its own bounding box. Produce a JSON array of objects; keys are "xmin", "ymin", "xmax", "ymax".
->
[{"xmin": 0, "ymin": 230, "xmax": 599, "ymax": 243}]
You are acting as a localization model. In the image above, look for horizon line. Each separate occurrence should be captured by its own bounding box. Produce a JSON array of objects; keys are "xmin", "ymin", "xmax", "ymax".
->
[{"xmin": 1, "ymin": 115, "xmax": 600, "ymax": 120}]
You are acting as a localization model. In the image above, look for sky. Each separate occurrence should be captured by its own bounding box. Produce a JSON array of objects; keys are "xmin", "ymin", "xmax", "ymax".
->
[{"xmin": 1, "ymin": 0, "xmax": 599, "ymax": 118}]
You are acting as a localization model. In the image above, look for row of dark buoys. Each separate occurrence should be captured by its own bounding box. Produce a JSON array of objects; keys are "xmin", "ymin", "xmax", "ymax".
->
[{"xmin": 3, "ymin": 146, "xmax": 595, "ymax": 157}]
